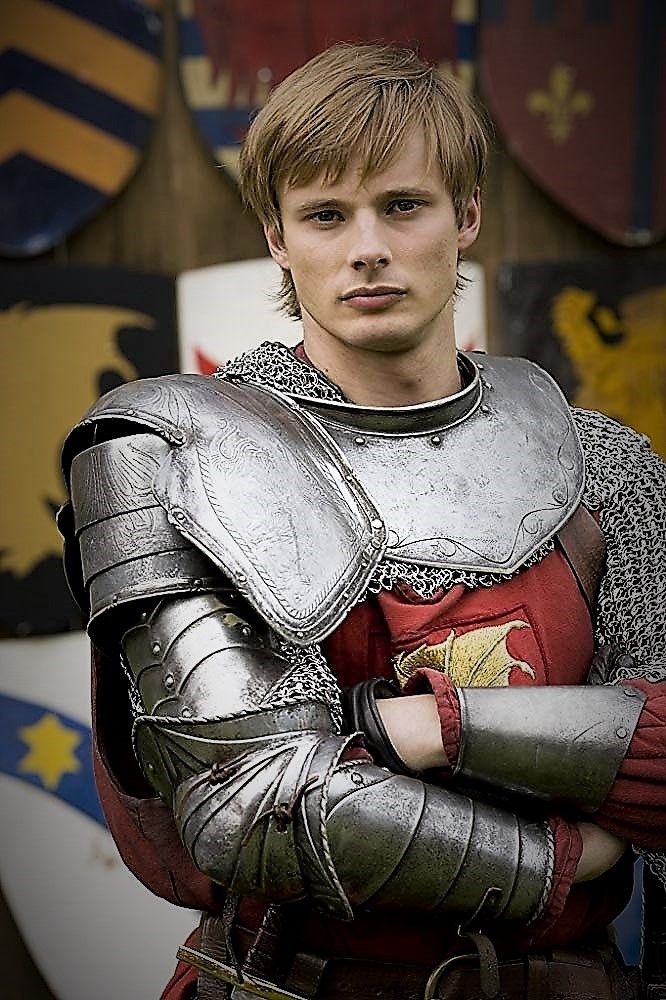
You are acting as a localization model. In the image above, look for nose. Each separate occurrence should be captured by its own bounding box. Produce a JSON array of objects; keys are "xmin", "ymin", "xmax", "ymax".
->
[{"xmin": 348, "ymin": 215, "xmax": 392, "ymax": 272}]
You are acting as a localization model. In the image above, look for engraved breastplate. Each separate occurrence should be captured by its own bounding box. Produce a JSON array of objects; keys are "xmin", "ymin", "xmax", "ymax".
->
[{"xmin": 289, "ymin": 354, "xmax": 584, "ymax": 575}]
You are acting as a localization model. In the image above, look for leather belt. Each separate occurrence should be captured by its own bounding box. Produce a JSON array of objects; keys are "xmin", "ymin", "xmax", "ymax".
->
[{"xmin": 183, "ymin": 919, "xmax": 640, "ymax": 1000}]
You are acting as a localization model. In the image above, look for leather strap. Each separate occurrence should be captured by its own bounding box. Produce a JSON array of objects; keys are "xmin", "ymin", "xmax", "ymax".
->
[
  {"xmin": 199, "ymin": 913, "xmax": 230, "ymax": 1000},
  {"xmin": 526, "ymin": 954, "xmax": 549, "ymax": 1000},
  {"xmin": 556, "ymin": 504, "xmax": 606, "ymax": 616}
]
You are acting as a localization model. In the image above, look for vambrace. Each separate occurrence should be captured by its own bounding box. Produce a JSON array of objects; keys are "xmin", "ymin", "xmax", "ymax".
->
[
  {"xmin": 174, "ymin": 734, "xmax": 552, "ymax": 924},
  {"xmin": 126, "ymin": 595, "xmax": 554, "ymax": 927},
  {"xmin": 455, "ymin": 684, "xmax": 646, "ymax": 812}
]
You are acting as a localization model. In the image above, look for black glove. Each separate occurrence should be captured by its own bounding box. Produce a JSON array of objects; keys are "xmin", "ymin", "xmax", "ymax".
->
[{"xmin": 341, "ymin": 677, "xmax": 415, "ymax": 775}]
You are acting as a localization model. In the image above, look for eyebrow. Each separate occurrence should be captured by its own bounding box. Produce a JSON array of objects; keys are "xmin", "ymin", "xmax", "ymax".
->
[{"xmin": 294, "ymin": 187, "xmax": 435, "ymax": 213}]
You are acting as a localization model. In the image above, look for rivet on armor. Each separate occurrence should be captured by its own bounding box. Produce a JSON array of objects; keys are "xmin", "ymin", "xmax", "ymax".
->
[
  {"xmin": 351, "ymin": 771, "xmax": 363, "ymax": 786},
  {"xmin": 146, "ymin": 763, "xmax": 155, "ymax": 772},
  {"xmin": 431, "ymin": 435, "xmax": 442, "ymax": 446},
  {"xmin": 241, "ymin": 625, "xmax": 253, "ymax": 638},
  {"xmin": 371, "ymin": 537, "xmax": 383, "ymax": 549},
  {"xmin": 354, "ymin": 436, "xmax": 366, "ymax": 446},
  {"xmin": 193, "ymin": 578, "xmax": 202, "ymax": 589},
  {"xmin": 164, "ymin": 673, "xmax": 175, "ymax": 689},
  {"xmin": 616, "ymin": 727, "xmax": 628, "ymax": 739},
  {"xmin": 181, "ymin": 707, "xmax": 192, "ymax": 719},
  {"xmin": 371, "ymin": 518, "xmax": 383, "ymax": 531},
  {"xmin": 297, "ymin": 630, "xmax": 305, "ymax": 638},
  {"xmin": 237, "ymin": 573, "xmax": 247, "ymax": 583},
  {"xmin": 480, "ymin": 404, "xmax": 490, "ymax": 414},
  {"xmin": 477, "ymin": 363, "xmax": 484, "ymax": 370},
  {"xmin": 173, "ymin": 509, "xmax": 186, "ymax": 522},
  {"xmin": 151, "ymin": 641, "xmax": 161, "ymax": 656}
]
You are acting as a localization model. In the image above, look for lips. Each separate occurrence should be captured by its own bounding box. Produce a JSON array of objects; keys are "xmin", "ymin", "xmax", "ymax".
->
[{"xmin": 341, "ymin": 286, "xmax": 406, "ymax": 310}]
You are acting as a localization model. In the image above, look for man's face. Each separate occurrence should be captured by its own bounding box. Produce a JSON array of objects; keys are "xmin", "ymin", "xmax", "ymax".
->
[{"xmin": 265, "ymin": 130, "xmax": 480, "ymax": 357}]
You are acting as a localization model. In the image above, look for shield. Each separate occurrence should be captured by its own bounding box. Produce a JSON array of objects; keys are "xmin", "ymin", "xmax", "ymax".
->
[
  {"xmin": 176, "ymin": 257, "xmax": 487, "ymax": 377},
  {"xmin": 0, "ymin": 632, "xmax": 195, "ymax": 1000},
  {"xmin": 495, "ymin": 257, "xmax": 666, "ymax": 459},
  {"xmin": 0, "ymin": 264, "xmax": 178, "ymax": 636},
  {"xmin": 177, "ymin": 0, "xmax": 474, "ymax": 179},
  {"xmin": 0, "ymin": 0, "xmax": 162, "ymax": 256},
  {"xmin": 479, "ymin": 1, "xmax": 666, "ymax": 245}
]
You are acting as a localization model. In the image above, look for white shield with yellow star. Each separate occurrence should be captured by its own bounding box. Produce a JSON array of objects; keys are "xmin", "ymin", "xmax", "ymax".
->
[{"xmin": 0, "ymin": 631, "xmax": 194, "ymax": 1000}]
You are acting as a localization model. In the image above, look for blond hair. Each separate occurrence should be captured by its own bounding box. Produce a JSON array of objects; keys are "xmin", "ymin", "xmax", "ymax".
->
[{"xmin": 239, "ymin": 43, "xmax": 488, "ymax": 318}]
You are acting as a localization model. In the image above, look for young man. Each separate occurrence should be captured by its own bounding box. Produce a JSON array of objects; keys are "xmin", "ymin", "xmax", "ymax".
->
[{"xmin": 59, "ymin": 45, "xmax": 666, "ymax": 1000}]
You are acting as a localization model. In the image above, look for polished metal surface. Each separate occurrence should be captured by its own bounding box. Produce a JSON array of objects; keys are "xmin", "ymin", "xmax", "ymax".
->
[
  {"xmin": 122, "ymin": 588, "xmax": 552, "ymax": 926},
  {"xmin": 123, "ymin": 591, "xmax": 342, "ymax": 800},
  {"xmin": 296, "ymin": 355, "xmax": 584, "ymax": 574},
  {"xmin": 174, "ymin": 728, "xmax": 550, "ymax": 924},
  {"xmin": 69, "ymin": 435, "xmax": 222, "ymax": 639},
  {"xmin": 63, "ymin": 374, "xmax": 386, "ymax": 644},
  {"xmin": 455, "ymin": 684, "xmax": 647, "ymax": 811}
]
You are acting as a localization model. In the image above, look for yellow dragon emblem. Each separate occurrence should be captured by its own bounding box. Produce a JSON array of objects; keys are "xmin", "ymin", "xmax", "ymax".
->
[{"xmin": 394, "ymin": 620, "xmax": 536, "ymax": 689}]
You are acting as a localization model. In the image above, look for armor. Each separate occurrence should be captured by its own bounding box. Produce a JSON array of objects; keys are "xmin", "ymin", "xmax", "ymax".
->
[
  {"xmin": 287, "ymin": 353, "xmax": 584, "ymax": 574},
  {"xmin": 454, "ymin": 683, "xmax": 646, "ymax": 811},
  {"xmin": 125, "ymin": 594, "xmax": 552, "ymax": 924},
  {"xmin": 60, "ymin": 374, "xmax": 386, "ymax": 645},
  {"xmin": 59, "ymin": 345, "xmax": 664, "ymax": 991}
]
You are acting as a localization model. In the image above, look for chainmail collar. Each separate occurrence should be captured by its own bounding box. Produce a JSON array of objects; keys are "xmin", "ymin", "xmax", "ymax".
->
[{"xmin": 220, "ymin": 340, "xmax": 347, "ymax": 401}]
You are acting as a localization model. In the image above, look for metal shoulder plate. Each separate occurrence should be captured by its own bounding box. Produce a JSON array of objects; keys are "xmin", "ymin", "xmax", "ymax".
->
[
  {"xmin": 294, "ymin": 355, "xmax": 585, "ymax": 574},
  {"xmin": 61, "ymin": 375, "xmax": 386, "ymax": 644}
]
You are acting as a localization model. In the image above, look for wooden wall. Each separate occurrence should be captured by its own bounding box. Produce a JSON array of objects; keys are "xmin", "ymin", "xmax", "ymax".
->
[
  {"xmin": 45, "ymin": 0, "xmax": 665, "ymax": 345},
  {"xmin": 3, "ymin": 2, "xmax": 663, "ymax": 997}
]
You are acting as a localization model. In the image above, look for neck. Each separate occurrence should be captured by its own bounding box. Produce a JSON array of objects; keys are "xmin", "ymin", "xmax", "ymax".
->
[{"xmin": 302, "ymin": 332, "xmax": 462, "ymax": 407}]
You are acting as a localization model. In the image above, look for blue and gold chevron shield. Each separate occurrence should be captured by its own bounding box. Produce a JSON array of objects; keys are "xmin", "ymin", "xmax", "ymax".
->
[{"xmin": 0, "ymin": 0, "xmax": 162, "ymax": 255}]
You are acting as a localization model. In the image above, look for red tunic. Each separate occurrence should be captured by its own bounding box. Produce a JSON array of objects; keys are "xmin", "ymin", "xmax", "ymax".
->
[{"xmin": 91, "ymin": 543, "xmax": 666, "ymax": 999}]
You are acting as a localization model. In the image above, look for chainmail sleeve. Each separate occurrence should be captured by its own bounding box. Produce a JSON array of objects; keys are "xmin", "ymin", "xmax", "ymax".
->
[
  {"xmin": 573, "ymin": 408, "xmax": 666, "ymax": 675},
  {"xmin": 573, "ymin": 408, "xmax": 666, "ymax": 887}
]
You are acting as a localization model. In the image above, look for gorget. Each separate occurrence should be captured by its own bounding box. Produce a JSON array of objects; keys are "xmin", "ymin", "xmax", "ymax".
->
[{"xmin": 223, "ymin": 344, "xmax": 584, "ymax": 577}]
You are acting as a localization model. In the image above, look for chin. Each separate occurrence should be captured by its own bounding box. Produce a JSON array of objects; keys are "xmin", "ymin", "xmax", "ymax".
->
[{"xmin": 342, "ymin": 322, "xmax": 426, "ymax": 355}]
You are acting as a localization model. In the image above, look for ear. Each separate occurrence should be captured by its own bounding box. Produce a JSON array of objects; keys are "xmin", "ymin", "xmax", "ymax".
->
[
  {"xmin": 264, "ymin": 224, "xmax": 290, "ymax": 270},
  {"xmin": 457, "ymin": 188, "xmax": 481, "ymax": 252}
]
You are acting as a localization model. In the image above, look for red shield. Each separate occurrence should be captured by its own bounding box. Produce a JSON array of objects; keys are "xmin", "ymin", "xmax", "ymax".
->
[
  {"xmin": 178, "ymin": 0, "xmax": 474, "ymax": 180},
  {"xmin": 479, "ymin": 1, "xmax": 666, "ymax": 245}
]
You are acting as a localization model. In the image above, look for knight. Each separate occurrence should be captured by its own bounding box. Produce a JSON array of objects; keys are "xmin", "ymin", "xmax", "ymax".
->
[{"xmin": 58, "ymin": 44, "xmax": 666, "ymax": 1000}]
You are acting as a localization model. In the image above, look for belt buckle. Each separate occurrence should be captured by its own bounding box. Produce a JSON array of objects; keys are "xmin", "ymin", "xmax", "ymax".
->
[{"xmin": 423, "ymin": 951, "xmax": 481, "ymax": 1000}]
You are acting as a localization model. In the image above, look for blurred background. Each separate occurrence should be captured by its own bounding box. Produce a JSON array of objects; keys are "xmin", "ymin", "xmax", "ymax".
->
[{"xmin": 0, "ymin": 0, "xmax": 664, "ymax": 996}]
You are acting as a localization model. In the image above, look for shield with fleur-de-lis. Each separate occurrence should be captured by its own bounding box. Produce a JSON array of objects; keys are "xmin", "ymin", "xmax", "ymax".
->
[{"xmin": 479, "ymin": 1, "xmax": 666, "ymax": 246}]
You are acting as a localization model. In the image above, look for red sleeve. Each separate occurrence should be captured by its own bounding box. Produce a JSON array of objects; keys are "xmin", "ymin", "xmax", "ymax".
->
[
  {"xmin": 595, "ymin": 677, "xmax": 666, "ymax": 849},
  {"xmin": 403, "ymin": 667, "xmax": 461, "ymax": 769}
]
